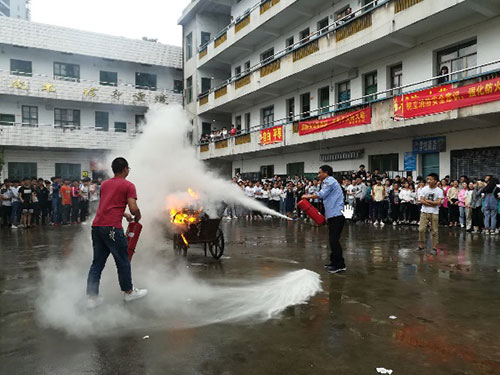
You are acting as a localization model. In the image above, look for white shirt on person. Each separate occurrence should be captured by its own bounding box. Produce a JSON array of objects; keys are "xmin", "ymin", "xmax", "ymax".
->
[
  {"xmin": 420, "ymin": 186, "xmax": 444, "ymax": 215},
  {"xmin": 399, "ymin": 188, "xmax": 412, "ymax": 203},
  {"xmin": 270, "ymin": 188, "xmax": 282, "ymax": 201},
  {"xmin": 254, "ymin": 186, "xmax": 263, "ymax": 199},
  {"xmin": 245, "ymin": 186, "xmax": 256, "ymax": 198}
]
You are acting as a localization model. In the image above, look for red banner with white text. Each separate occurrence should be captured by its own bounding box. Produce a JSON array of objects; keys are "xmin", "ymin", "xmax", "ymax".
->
[
  {"xmin": 394, "ymin": 76, "xmax": 500, "ymax": 119},
  {"xmin": 260, "ymin": 125, "xmax": 283, "ymax": 145},
  {"xmin": 298, "ymin": 107, "xmax": 371, "ymax": 136}
]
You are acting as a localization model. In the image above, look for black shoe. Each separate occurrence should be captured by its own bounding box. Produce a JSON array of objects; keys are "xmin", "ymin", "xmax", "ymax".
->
[{"xmin": 326, "ymin": 266, "xmax": 346, "ymax": 274}]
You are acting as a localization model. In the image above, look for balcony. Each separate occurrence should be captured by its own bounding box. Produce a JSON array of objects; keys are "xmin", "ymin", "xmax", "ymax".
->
[
  {"xmin": 0, "ymin": 70, "xmax": 183, "ymax": 107},
  {"xmin": 0, "ymin": 122, "xmax": 136, "ymax": 150},
  {"xmin": 197, "ymin": 0, "xmax": 499, "ymax": 115},
  {"xmin": 198, "ymin": 65, "xmax": 500, "ymax": 160}
]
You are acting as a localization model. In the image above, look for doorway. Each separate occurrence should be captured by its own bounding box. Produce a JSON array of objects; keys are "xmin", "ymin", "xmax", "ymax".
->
[{"xmin": 422, "ymin": 153, "xmax": 440, "ymax": 178}]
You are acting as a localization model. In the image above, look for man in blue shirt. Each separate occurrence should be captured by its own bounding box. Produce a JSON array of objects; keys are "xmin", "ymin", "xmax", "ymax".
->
[{"xmin": 302, "ymin": 165, "xmax": 346, "ymax": 274}]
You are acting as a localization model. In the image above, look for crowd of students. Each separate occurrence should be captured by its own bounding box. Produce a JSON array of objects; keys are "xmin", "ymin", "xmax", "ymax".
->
[
  {"xmin": 0, "ymin": 177, "xmax": 102, "ymax": 229},
  {"xmin": 226, "ymin": 165, "xmax": 500, "ymax": 235}
]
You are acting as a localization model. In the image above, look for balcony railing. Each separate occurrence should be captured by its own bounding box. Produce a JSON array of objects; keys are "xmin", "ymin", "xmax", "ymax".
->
[
  {"xmin": 0, "ymin": 69, "xmax": 182, "ymax": 107},
  {"xmin": 197, "ymin": 60, "xmax": 500, "ymax": 148},
  {"xmin": 198, "ymin": 0, "xmax": 389, "ymax": 104}
]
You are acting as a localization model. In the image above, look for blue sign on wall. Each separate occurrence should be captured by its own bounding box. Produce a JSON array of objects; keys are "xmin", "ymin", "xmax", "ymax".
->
[
  {"xmin": 404, "ymin": 152, "xmax": 417, "ymax": 171},
  {"xmin": 412, "ymin": 136, "xmax": 446, "ymax": 154}
]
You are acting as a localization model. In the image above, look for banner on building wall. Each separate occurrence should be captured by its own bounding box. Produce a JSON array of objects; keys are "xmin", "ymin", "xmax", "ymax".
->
[
  {"xmin": 412, "ymin": 136, "xmax": 446, "ymax": 154},
  {"xmin": 298, "ymin": 107, "xmax": 371, "ymax": 136},
  {"xmin": 394, "ymin": 76, "xmax": 500, "ymax": 119},
  {"xmin": 404, "ymin": 152, "xmax": 416, "ymax": 171},
  {"xmin": 260, "ymin": 125, "xmax": 283, "ymax": 145}
]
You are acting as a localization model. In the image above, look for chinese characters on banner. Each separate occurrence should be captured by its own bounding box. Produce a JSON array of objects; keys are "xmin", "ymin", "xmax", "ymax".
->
[
  {"xmin": 394, "ymin": 76, "xmax": 500, "ymax": 119},
  {"xmin": 298, "ymin": 107, "xmax": 371, "ymax": 136},
  {"xmin": 412, "ymin": 136, "xmax": 446, "ymax": 154},
  {"xmin": 260, "ymin": 125, "xmax": 283, "ymax": 145}
]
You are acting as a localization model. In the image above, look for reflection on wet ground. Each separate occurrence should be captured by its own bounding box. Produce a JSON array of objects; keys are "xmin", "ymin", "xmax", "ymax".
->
[{"xmin": 1, "ymin": 220, "xmax": 500, "ymax": 375}]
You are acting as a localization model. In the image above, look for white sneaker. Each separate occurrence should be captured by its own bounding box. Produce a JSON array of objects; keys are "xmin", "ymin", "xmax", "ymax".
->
[
  {"xmin": 380, "ymin": 222, "xmax": 385, "ymax": 227},
  {"xmin": 11, "ymin": 225, "xmax": 18, "ymax": 229},
  {"xmin": 86, "ymin": 296, "xmax": 104, "ymax": 309},
  {"xmin": 123, "ymin": 288, "xmax": 148, "ymax": 302},
  {"xmin": 373, "ymin": 222, "xmax": 378, "ymax": 227},
  {"xmin": 392, "ymin": 221, "xmax": 397, "ymax": 226}
]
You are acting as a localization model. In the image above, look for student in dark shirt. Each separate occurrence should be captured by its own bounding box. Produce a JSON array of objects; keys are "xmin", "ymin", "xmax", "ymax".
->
[
  {"xmin": 36, "ymin": 178, "xmax": 50, "ymax": 225},
  {"xmin": 18, "ymin": 178, "xmax": 35, "ymax": 228}
]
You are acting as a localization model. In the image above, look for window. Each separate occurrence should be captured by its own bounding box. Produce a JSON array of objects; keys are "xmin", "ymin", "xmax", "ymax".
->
[
  {"xmin": 0, "ymin": 2, "xmax": 10, "ymax": 16},
  {"xmin": 235, "ymin": 65, "xmax": 242, "ymax": 77},
  {"xmin": 260, "ymin": 165, "xmax": 275, "ymax": 179},
  {"xmin": 55, "ymin": 163, "xmax": 81, "ymax": 181},
  {"xmin": 299, "ymin": 28, "xmax": 310, "ymax": 44},
  {"xmin": 364, "ymin": 71, "xmax": 377, "ymax": 102},
  {"xmin": 201, "ymin": 77, "xmax": 211, "ymax": 94},
  {"xmin": 95, "ymin": 111, "xmax": 109, "ymax": 131},
  {"xmin": 114, "ymin": 122, "xmax": 127, "ymax": 133},
  {"xmin": 318, "ymin": 86, "xmax": 330, "ymax": 114},
  {"xmin": 245, "ymin": 112, "xmax": 251, "ymax": 130},
  {"xmin": 99, "ymin": 71, "xmax": 117, "ymax": 86},
  {"xmin": 260, "ymin": 48, "xmax": 274, "ymax": 64},
  {"xmin": 235, "ymin": 115, "xmax": 242, "ymax": 131},
  {"xmin": 202, "ymin": 122, "xmax": 211, "ymax": 135},
  {"xmin": 287, "ymin": 162, "xmax": 304, "ymax": 177},
  {"xmin": 286, "ymin": 36, "xmax": 294, "ymax": 51},
  {"xmin": 186, "ymin": 32, "xmax": 193, "ymax": 60},
  {"xmin": 437, "ymin": 39, "xmax": 477, "ymax": 81},
  {"xmin": 186, "ymin": 76, "xmax": 193, "ymax": 103},
  {"xmin": 22, "ymin": 106, "xmax": 38, "ymax": 126},
  {"xmin": 174, "ymin": 80, "xmax": 183, "ymax": 94},
  {"xmin": 54, "ymin": 62, "xmax": 80, "ymax": 81},
  {"xmin": 262, "ymin": 106, "xmax": 274, "ymax": 127},
  {"xmin": 54, "ymin": 108, "xmax": 80, "ymax": 128},
  {"xmin": 0, "ymin": 114, "xmax": 15, "ymax": 126},
  {"xmin": 286, "ymin": 98, "xmax": 295, "ymax": 122},
  {"xmin": 200, "ymin": 31, "xmax": 211, "ymax": 47},
  {"xmin": 336, "ymin": 7, "xmax": 351, "ymax": 20},
  {"xmin": 317, "ymin": 17, "xmax": 329, "ymax": 34},
  {"xmin": 337, "ymin": 81, "xmax": 351, "ymax": 109},
  {"xmin": 369, "ymin": 153, "xmax": 399, "ymax": 173},
  {"xmin": 8, "ymin": 163, "xmax": 37, "ymax": 180},
  {"xmin": 363, "ymin": 0, "xmax": 376, "ymax": 11},
  {"xmin": 244, "ymin": 60, "xmax": 251, "ymax": 73},
  {"xmin": 10, "ymin": 59, "xmax": 32, "ymax": 77},
  {"xmin": 135, "ymin": 72, "xmax": 157, "ymax": 90},
  {"xmin": 390, "ymin": 64, "xmax": 403, "ymax": 96},
  {"xmin": 301, "ymin": 93, "xmax": 310, "ymax": 118}
]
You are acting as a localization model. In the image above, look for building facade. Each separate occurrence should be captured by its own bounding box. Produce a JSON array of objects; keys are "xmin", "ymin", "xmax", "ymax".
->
[
  {"xmin": 0, "ymin": 17, "xmax": 183, "ymax": 180},
  {"xmin": 179, "ymin": 0, "xmax": 500, "ymax": 180},
  {"xmin": 0, "ymin": 0, "xmax": 30, "ymax": 20}
]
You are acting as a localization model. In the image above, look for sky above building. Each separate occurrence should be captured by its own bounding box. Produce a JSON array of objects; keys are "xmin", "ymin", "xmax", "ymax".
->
[{"xmin": 30, "ymin": 0, "xmax": 191, "ymax": 46}]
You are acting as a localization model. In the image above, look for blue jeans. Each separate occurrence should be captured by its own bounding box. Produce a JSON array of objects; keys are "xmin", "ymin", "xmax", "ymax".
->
[
  {"xmin": 459, "ymin": 206, "xmax": 467, "ymax": 226},
  {"xmin": 483, "ymin": 207, "xmax": 497, "ymax": 230},
  {"xmin": 52, "ymin": 198, "xmax": 61, "ymax": 224},
  {"xmin": 86, "ymin": 226, "xmax": 132, "ymax": 296},
  {"xmin": 10, "ymin": 201, "xmax": 21, "ymax": 225}
]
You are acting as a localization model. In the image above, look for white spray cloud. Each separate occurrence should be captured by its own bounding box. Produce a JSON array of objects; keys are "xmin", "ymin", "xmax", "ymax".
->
[{"xmin": 35, "ymin": 105, "xmax": 321, "ymax": 338}]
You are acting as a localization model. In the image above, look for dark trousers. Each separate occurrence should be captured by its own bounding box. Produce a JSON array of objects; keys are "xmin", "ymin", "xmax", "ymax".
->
[
  {"xmin": 439, "ymin": 206, "xmax": 449, "ymax": 225},
  {"xmin": 62, "ymin": 204, "xmax": 71, "ymax": 224},
  {"xmin": 449, "ymin": 204, "xmax": 459, "ymax": 223},
  {"xmin": 79, "ymin": 200, "xmax": 89, "ymax": 222},
  {"xmin": 355, "ymin": 198, "xmax": 367, "ymax": 221},
  {"xmin": 391, "ymin": 204, "xmax": 400, "ymax": 222},
  {"xmin": 374, "ymin": 201, "xmax": 384, "ymax": 222},
  {"xmin": 471, "ymin": 207, "xmax": 483, "ymax": 228},
  {"xmin": 86, "ymin": 226, "xmax": 132, "ymax": 296},
  {"xmin": 1, "ymin": 206, "xmax": 12, "ymax": 227},
  {"xmin": 71, "ymin": 197, "xmax": 80, "ymax": 223},
  {"xmin": 327, "ymin": 215, "xmax": 346, "ymax": 268},
  {"xmin": 52, "ymin": 198, "xmax": 61, "ymax": 224}
]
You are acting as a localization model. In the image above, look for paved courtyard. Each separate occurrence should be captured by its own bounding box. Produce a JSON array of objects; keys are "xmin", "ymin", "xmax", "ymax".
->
[{"xmin": 1, "ymin": 220, "xmax": 500, "ymax": 375}]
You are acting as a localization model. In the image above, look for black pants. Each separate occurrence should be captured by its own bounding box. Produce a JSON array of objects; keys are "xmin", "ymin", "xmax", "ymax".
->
[
  {"xmin": 374, "ymin": 201, "xmax": 384, "ymax": 222},
  {"xmin": 449, "ymin": 204, "xmax": 459, "ymax": 223},
  {"xmin": 1, "ymin": 206, "xmax": 12, "ymax": 227},
  {"xmin": 80, "ymin": 200, "xmax": 89, "ymax": 222},
  {"xmin": 355, "ymin": 198, "xmax": 367, "ymax": 221},
  {"xmin": 71, "ymin": 197, "xmax": 80, "ymax": 223},
  {"xmin": 471, "ymin": 207, "xmax": 483, "ymax": 228},
  {"xmin": 391, "ymin": 204, "xmax": 400, "ymax": 222},
  {"xmin": 439, "ymin": 206, "xmax": 449, "ymax": 225},
  {"xmin": 328, "ymin": 215, "xmax": 346, "ymax": 268}
]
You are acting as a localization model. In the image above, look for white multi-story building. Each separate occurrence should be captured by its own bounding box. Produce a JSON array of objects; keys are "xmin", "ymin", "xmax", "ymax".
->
[
  {"xmin": 0, "ymin": 17, "xmax": 182, "ymax": 180},
  {"xmin": 0, "ymin": 0, "xmax": 30, "ymax": 20},
  {"xmin": 179, "ymin": 0, "xmax": 500, "ymax": 180}
]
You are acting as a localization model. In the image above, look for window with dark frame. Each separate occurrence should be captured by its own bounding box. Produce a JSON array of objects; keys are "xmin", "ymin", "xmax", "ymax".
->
[
  {"xmin": 317, "ymin": 17, "xmax": 329, "ymax": 34},
  {"xmin": 437, "ymin": 39, "xmax": 477, "ymax": 81},
  {"xmin": 114, "ymin": 122, "xmax": 127, "ymax": 133},
  {"xmin": 174, "ymin": 80, "xmax": 183, "ymax": 93},
  {"xmin": 8, "ymin": 162, "xmax": 38, "ymax": 180},
  {"xmin": 244, "ymin": 60, "xmax": 251, "ymax": 73},
  {"xmin": 135, "ymin": 114, "xmax": 145, "ymax": 132},
  {"xmin": 135, "ymin": 72, "xmax": 157, "ymax": 90},
  {"xmin": 337, "ymin": 81, "xmax": 350, "ymax": 109},
  {"xmin": 244, "ymin": 112, "xmax": 251, "ymax": 130},
  {"xmin": 0, "ymin": 114, "xmax": 15, "ymax": 126},
  {"xmin": 286, "ymin": 36, "xmax": 294, "ymax": 51},
  {"xmin": 186, "ymin": 32, "xmax": 193, "ymax": 60},
  {"xmin": 318, "ymin": 86, "xmax": 330, "ymax": 114},
  {"xmin": 99, "ymin": 71, "xmax": 118, "ymax": 86},
  {"xmin": 54, "ymin": 62, "xmax": 80, "ymax": 81},
  {"xmin": 364, "ymin": 71, "xmax": 377, "ymax": 102},
  {"xmin": 390, "ymin": 64, "xmax": 403, "ymax": 96},
  {"xmin": 235, "ymin": 65, "xmax": 242, "ymax": 77},
  {"xmin": 262, "ymin": 105, "xmax": 274, "ymax": 127},
  {"xmin": 299, "ymin": 28, "xmax": 310, "ymax": 44},
  {"xmin": 10, "ymin": 59, "xmax": 32, "ymax": 77},
  {"xmin": 201, "ymin": 77, "xmax": 211, "ymax": 94},
  {"xmin": 301, "ymin": 92, "xmax": 310, "ymax": 118},
  {"xmin": 200, "ymin": 31, "xmax": 211, "ymax": 47},
  {"xmin": 54, "ymin": 108, "xmax": 80, "ymax": 128},
  {"xmin": 95, "ymin": 111, "xmax": 109, "ymax": 131},
  {"xmin": 260, "ymin": 48, "xmax": 274, "ymax": 64},
  {"xmin": 186, "ymin": 76, "xmax": 193, "ymax": 103},
  {"xmin": 235, "ymin": 115, "xmax": 242, "ymax": 131},
  {"xmin": 22, "ymin": 105, "xmax": 38, "ymax": 126}
]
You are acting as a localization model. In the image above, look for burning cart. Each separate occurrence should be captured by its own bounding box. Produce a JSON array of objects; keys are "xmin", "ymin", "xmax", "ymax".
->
[{"xmin": 170, "ymin": 208, "xmax": 225, "ymax": 259}]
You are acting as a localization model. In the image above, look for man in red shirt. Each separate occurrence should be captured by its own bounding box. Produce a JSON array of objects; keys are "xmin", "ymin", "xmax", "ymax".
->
[{"xmin": 86, "ymin": 157, "xmax": 147, "ymax": 308}]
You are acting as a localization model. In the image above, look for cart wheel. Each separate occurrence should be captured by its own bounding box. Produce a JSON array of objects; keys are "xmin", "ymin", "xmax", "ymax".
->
[{"xmin": 209, "ymin": 229, "xmax": 225, "ymax": 259}]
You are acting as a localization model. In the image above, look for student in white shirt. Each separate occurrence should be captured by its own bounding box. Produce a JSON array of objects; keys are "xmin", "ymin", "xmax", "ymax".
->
[{"xmin": 418, "ymin": 173, "xmax": 444, "ymax": 255}]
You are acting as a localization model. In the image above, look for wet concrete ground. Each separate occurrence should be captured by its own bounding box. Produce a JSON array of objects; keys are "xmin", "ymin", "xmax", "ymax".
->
[{"xmin": 1, "ymin": 220, "xmax": 500, "ymax": 375}]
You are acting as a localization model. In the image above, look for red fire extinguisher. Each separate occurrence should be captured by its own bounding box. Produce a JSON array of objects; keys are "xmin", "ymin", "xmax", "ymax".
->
[
  {"xmin": 297, "ymin": 199, "xmax": 326, "ymax": 225},
  {"xmin": 126, "ymin": 221, "xmax": 143, "ymax": 261}
]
